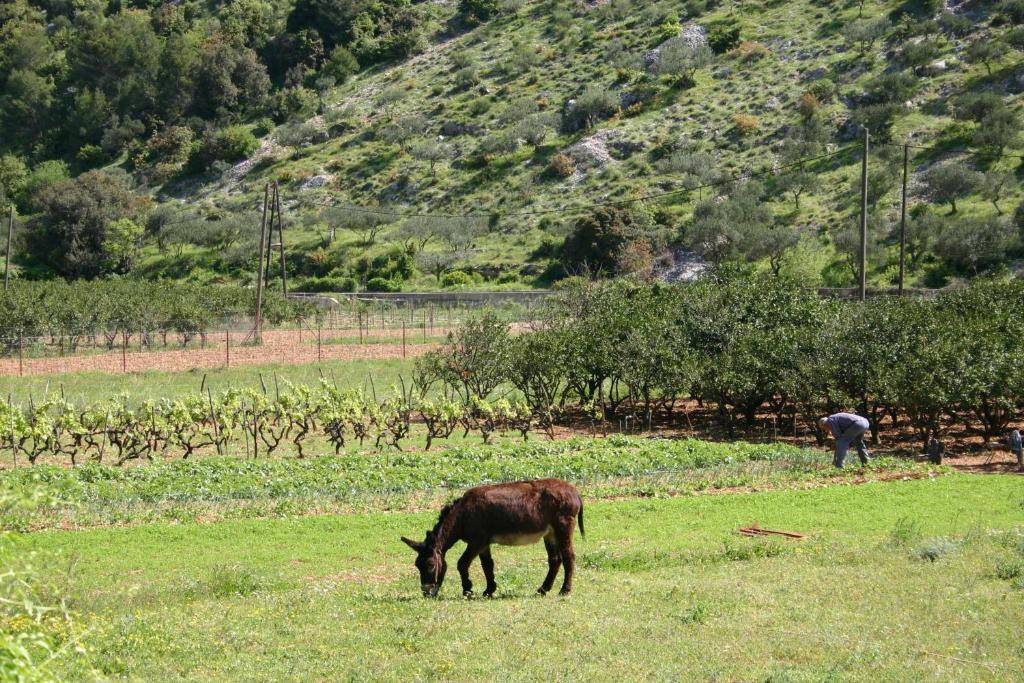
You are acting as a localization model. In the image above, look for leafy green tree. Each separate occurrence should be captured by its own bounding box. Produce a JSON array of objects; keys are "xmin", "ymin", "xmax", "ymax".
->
[
  {"xmin": 687, "ymin": 182, "xmax": 795, "ymax": 272},
  {"xmin": 62, "ymin": 88, "xmax": 113, "ymax": 154},
  {"xmin": 0, "ymin": 69, "xmax": 55, "ymax": 145},
  {"xmin": 934, "ymin": 215, "xmax": 1016, "ymax": 274},
  {"xmin": 29, "ymin": 170, "xmax": 146, "ymax": 278},
  {"xmin": 832, "ymin": 212, "xmax": 887, "ymax": 282},
  {"xmin": 953, "ymin": 91, "xmax": 1006, "ymax": 123},
  {"xmin": 66, "ymin": 10, "xmax": 162, "ymax": 120},
  {"xmin": 654, "ymin": 38, "xmax": 713, "ymax": 86},
  {"xmin": 981, "ymin": 170, "xmax": 1015, "ymax": 215},
  {"xmin": 192, "ymin": 36, "xmax": 270, "ymax": 119},
  {"xmin": 562, "ymin": 87, "xmax": 619, "ymax": 132},
  {"xmin": 19, "ymin": 160, "xmax": 68, "ymax": 213},
  {"xmin": 0, "ymin": 155, "xmax": 28, "ymax": 208},
  {"xmin": 322, "ymin": 46, "xmax": 359, "ymax": 84},
  {"xmin": 561, "ymin": 207, "xmax": 651, "ymax": 276},
  {"xmin": 155, "ymin": 31, "xmax": 199, "ymax": 124},
  {"xmin": 966, "ymin": 39, "xmax": 1008, "ymax": 75},
  {"xmin": 923, "ymin": 162, "xmax": 982, "ymax": 214},
  {"xmin": 973, "ymin": 107, "xmax": 1021, "ymax": 155},
  {"xmin": 102, "ymin": 217, "xmax": 144, "ymax": 273},
  {"xmin": 220, "ymin": 0, "xmax": 278, "ymax": 51},
  {"xmin": 845, "ymin": 16, "xmax": 891, "ymax": 57},
  {"xmin": 189, "ymin": 126, "xmax": 259, "ymax": 172},
  {"xmin": 655, "ymin": 149, "xmax": 719, "ymax": 190},
  {"xmin": 411, "ymin": 140, "xmax": 449, "ymax": 175},
  {"xmin": 900, "ymin": 38, "xmax": 942, "ymax": 74},
  {"xmin": 904, "ymin": 207, "xmax": 942, "ymax": 270}
]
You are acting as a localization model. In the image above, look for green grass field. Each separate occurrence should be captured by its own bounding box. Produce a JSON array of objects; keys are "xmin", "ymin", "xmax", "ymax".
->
[{"xmin": 16, "ymin": 473, "xmax": 1024, "ymax": 681}]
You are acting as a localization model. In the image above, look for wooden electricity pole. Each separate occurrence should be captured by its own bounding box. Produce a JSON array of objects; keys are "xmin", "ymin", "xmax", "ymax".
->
[
  {"xmin": 4, "ymin": 206, "xmax": 13, "ymax": 292},
  {"xmin": 264, "ymin": 187, "xmax": 276, "ymax": 287},
  {"xmin": 898, "ymin": 143, "xmax": 909, "ymax": 296},
  {"xmin": 254, "ymin": 184, "xmax": 270, "ymax": 343},
  {"xmin": 859, "ymin": 128, "xmax": 869, "ymax": 302},
  {"xmin": 274, "ymin": 182, "xmax": 288, "ymax": 296}
]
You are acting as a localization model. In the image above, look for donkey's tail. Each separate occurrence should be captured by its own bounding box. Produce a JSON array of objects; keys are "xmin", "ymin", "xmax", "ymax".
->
[{"xmin": 577, "ymin": 500, "xmax": 585, "ymax": 539}]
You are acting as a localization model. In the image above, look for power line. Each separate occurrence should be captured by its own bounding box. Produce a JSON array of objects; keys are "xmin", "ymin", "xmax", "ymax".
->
[{"xmin": 876, "ymin": 141, "xmax": 1024, "ymax": 160}]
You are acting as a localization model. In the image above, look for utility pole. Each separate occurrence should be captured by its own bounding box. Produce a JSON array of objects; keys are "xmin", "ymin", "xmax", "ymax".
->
[
  {"xmin": 264, "ymin": 187, "xmax": 276, "ymax": 287},
  {"xmin": 5, "ymin": 206, "xmax": 13, "ymax": 292},
  {"xmin": 898, "ymin": 144, "xmax": 908, "ymax": 296},
  {"xmin": 859, "ymin": 127, "xmax": 869, "ymax": 302},
  {"xmin": 254, "ymin": 184, "xmax": 269, "ymax": 343},
  {"xmin": 274, "ymin": 182, "xmax": 288, "ymax": 296}
]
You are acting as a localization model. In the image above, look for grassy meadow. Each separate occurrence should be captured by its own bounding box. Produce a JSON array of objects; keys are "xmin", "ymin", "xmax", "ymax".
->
[{"xmin": 14, "ymin": 473, "xmax": 1024, "ymax": 681}]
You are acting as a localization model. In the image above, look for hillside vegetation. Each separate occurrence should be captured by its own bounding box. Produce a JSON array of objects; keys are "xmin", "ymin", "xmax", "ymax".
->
[{"xmin": 1, "ymin": 0, "xmax": 1023, "ymax": 291}]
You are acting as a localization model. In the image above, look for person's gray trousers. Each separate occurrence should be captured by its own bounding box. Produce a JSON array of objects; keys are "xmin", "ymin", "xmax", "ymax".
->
[{"xmin": 835, "ymin": 423, "xmax": 871, "ymax": 467}]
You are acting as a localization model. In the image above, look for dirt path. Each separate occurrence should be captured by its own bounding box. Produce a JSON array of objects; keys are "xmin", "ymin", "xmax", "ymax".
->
[{"xmin": 0, "ymin": 327, "xmax": 439, "ymax": 376}]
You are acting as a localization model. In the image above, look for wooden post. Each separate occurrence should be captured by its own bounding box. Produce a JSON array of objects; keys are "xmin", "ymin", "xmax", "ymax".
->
[
  {"xmin": 858, "ymin": 127, "xmax": 869, "ymax": 302},
  {"xmin": 18, "ymin": 335, "xmax": 23, "ymax": 377},
  {"xmin": 207, "ymin": 387, "xmax": 222, "ymax": 455},
  {"xmin": 264, "ymin": 187, "xmax": 276, "ymax": 287},
  {"xmin": 8, "ymin": 394, "xmax": 16, "ymax": 467},
  {"xmin": 402, "ymin": 322, "xmax": 406, "ymax": 359},
  {"xmin": 122, "ymin": 332, "xmax": 127, "ymax": 373},
  {"xmin": 255, "ymin": 184, "xmax": 269, "ymax": 343},
  {"xmin": 898, "ymin": 143, "xmax": 908, "ymax": 297},
  {"xmin": 274, "ymin": 182, "xmax": 288, "ymax": 296},
  {"xmin": 358, "ymin": 311, "xmax": 363, "ymax": 344},
  {"xmin": 4, "ymin": 206, "xmax": 12, "ymax": 292},
  {"xmin": 317, "ymin": 321, "xmax": 322, "ymax": 362},
  {"xmin": 225, "ymin": 328, "xmax": 230, "ymax": 368}
]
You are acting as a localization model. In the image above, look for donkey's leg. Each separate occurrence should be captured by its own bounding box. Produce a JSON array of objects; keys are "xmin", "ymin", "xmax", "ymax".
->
[
  {"xmin": 457, "ymin": 544, "xmax": 483, "ymax": 597},
  {"xmin": 556, "ymin": 519, "xmax": 576, "ymax": 596},
  {"xmin": 537, "ymin": 535, "xmax": 562, "ymax": 596},
  {"xmin": 480, "ymin": 547, "xmax": 498, "ymax": 597}
]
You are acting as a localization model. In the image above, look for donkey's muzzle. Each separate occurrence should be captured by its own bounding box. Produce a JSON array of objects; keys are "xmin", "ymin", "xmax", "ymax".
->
[{"xmin": 422, "ymin": 585, "xmax": 439, "ymax": 598}]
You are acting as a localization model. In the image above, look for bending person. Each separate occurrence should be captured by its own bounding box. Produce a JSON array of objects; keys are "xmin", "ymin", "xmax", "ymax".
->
[{"xmin": 818, "ymin": 412, "xmax": 872, "ymax": 468}]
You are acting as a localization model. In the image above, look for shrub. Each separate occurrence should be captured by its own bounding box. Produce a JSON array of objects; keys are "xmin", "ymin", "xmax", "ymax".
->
[
  {"xmin": 796, "ymin": 93, "xmax": 820, "ymax": 119},
  {"xmin": 562, "ymin": 87, "xmax": 619, "ymax": 132},
  {"xmin": 460, "ymin": 0, "xmax": 503, "ymax": 23},
  {"xmin": 923, "ymin": 162, "xmax": 983, "ymax": 213},
  {"xmin": 560, "ymin": 206, "xmax": 651, "ymax": 275},
  {"xmin": 732, "ymin": 114, "xmax": 759, "ymax": 136},
  {"xmin": 295, "ymin": 276, "xmax": 357, "ymax": 293},
  {"xmin": 454, "ymin": 66, "xmax": 480, "ymax": 90},
  {"xmin": 274, "ymin": 121, "xmax": 321, "ymax": 147},
  {"xmin": 938, "ymin": 12, "xmax": 973, "ymax": 37},
  {"xmin": 323, "ymin": 46, "xmax": 359, "ymax": 84},
  {"xmin": 707, "ymin": 22, "xmax": 741, "ymax": 54},
  {"xmin": 190, "ymin": 126, "xmax": 259, "ymax": 172},
  {"xmin": 441, "ymin": 270, "xmax": 474, "ymax": 287},
  {"xmin": 915, "ymin": 537, "xmax": 959, "ymax": 562},
  {"xmin": 366, "ymin": 276, "xmax": 401, "ymax": 292},
  {"xmin": 806, "ymin": 79, "xmax": 836, "ymax": 103},
  {"xmin": 732, "ymin": 40, "xmax": 770, "ymax": 62},
  {"xmin": 1000, "ymin": 0, "xmax": 1024, "ymax": 24},
  {"xmin": 549, "ymin": 153, "xmax": 576, "ymax": 177}
]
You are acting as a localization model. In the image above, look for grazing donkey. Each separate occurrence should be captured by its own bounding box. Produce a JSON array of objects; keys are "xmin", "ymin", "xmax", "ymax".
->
[{"xmin": 401, "ymin": 478, "xmax": 584, "ymax": 598}]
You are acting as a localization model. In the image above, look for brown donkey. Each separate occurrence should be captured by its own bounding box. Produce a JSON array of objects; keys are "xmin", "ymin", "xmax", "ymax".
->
[{"xmin": 401, "ymin": 478, "xmax": 584, "ymax": 598}]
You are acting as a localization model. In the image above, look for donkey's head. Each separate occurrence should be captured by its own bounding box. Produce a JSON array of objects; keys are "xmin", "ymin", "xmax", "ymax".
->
[{"xmin": 401, "ymin": 531, "xmax": 447, "ymax": 597}]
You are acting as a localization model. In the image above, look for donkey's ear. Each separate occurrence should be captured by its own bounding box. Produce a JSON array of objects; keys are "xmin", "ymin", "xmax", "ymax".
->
[{"xmin": 401, "ymin": 536, "xmax": 423, "ymax": 550}]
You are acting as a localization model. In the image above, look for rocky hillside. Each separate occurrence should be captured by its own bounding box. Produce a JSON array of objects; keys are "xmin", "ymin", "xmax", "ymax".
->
[{"xmin": 2, "ymin": 0, "xmax": 1023, "ymax": 291}]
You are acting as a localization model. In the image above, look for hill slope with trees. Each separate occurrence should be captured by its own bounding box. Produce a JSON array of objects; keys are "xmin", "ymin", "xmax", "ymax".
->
[{"xmin": 0, "ymin": 0, "xmax": 1022, "ymax": 291}]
